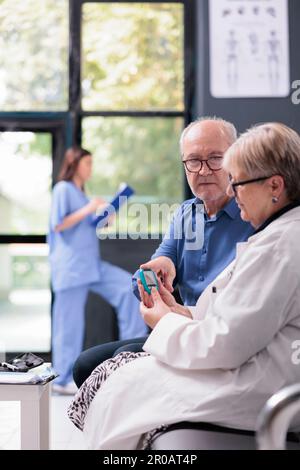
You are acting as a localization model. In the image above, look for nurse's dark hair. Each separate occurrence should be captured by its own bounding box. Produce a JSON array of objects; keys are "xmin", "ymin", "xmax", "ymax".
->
[{"xmin": 58, "ymin": 146, "xmax": 91, "ymax": 182}]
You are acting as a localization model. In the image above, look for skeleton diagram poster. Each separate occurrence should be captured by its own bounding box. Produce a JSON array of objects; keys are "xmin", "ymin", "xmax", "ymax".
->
[{"xmin": 209, "ymin": 0, "xmax": 290, "ymax": 97}]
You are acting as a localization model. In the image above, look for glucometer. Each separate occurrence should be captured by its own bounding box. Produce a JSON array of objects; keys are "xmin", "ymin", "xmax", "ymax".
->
[{"xmin": 139, "ymin": 269, "xmax": 159, "ymax": 295}]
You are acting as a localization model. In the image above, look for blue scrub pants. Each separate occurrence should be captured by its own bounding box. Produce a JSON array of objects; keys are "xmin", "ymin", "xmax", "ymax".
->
[{"xmin": 52, "ymin": 261, "xmax": 148, "ymax": 385}]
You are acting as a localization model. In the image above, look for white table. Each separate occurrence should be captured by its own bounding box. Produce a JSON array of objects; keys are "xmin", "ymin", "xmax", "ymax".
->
[{"xmin": 0, "ymin": 382, "xmax": 50, "ymax": 450}]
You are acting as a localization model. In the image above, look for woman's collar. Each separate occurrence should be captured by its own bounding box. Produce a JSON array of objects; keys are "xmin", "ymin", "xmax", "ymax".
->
[{"xmin": 254, "ymin": 201, "xmax": 300, "ymax": 235}]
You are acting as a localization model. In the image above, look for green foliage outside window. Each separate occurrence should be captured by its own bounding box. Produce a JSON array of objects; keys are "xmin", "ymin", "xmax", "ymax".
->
[
  {"xmin": 0, "ymin": 0, "xmax": 68, "ymax": 111},
  {"xmin": 82, "ymin": 2, "xmax": 184, "ymax": 110},
  {"xmin": 84, "ymin": 116, "xmax": 183, "ymax": 202},
  {"xmin": 83, "ymin": 117, "xmax": 184, "ymax": 234}
]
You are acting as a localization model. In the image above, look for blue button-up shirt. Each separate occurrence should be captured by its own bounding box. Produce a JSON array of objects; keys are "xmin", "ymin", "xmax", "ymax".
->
[{"xmin": 133, "ymin": 197, "xmax": 254, "ymax": 305}]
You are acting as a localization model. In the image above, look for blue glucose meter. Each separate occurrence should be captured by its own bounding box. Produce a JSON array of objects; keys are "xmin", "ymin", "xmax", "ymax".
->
[{"xmin": 139, "ymin": 269, "xmax": 159, "ymax": 294}]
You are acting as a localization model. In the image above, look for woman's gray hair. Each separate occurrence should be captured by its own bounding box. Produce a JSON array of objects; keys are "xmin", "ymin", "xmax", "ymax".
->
[
  {"xmin": 223, "ymin": 122, "xmax": 300, "ymax": 201},
  {"xmin": 180, "ymin": 116, "xmax": 237, "ymax": 154}
]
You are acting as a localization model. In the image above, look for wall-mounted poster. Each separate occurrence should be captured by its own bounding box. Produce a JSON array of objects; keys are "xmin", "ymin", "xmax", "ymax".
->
[{"xmin": 209, "ymin": 0, "xmax": 290, "ymax": 98}]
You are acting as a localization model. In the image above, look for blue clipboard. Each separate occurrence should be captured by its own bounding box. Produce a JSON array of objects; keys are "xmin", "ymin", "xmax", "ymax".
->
[{"xmin": 92, "ymin": 183, "xmax": 135, "ymax": 228}]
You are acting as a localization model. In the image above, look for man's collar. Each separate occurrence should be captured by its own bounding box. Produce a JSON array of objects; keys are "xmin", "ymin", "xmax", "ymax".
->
[
  {"xmin": 193, "ymin": 197, "xmax": 239, "ymax": 220},
  {"xmin": 221, "ymin": 198, "xmax": 240, "ymax": 219}
]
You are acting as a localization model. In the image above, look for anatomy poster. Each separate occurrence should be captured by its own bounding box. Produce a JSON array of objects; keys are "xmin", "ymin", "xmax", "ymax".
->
[{"xmin": 209, "ymin": 0, "xmax": 290, "ymax": 97}]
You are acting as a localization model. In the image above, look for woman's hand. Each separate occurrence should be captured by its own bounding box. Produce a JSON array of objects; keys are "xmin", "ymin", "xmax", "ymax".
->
[
  {"xmin": 138, "ymin": 279, "xmax": 192, "ymax": 326},
  {"xmin": 137, "ymin": 279, "xmax": 154, "ymax": 308},
  {"xmin": 140, "ymin": 287, "xmax": 172, "ymax": 329},
  {"xmin": 156, "ymin": 277, "xmax": 177, "ymax": 309},
  {"xmin": 137, "ymin": 278, "xmax": 177, "ymax": 309},
  {"xmin": 156, "ymin": 278, "xmax": 192, "ymax": 319}
]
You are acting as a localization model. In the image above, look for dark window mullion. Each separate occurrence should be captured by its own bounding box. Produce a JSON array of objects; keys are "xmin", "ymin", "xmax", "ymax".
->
[
  {"xmin": 184, "ymin": 0, "xmax": 196, "ymax": 127},
  {"xmin": 80, "ymin": 0, "xmax": 183, "ymax": 4},
  {"xmin": 75, "ymin": 0, "xmax": 190, "ymax": 199},
  {"xmin": 69, "ymin": 0, "xmax": 83, "ymax": 144},
  {"xmin": 184, "ymin": 0, "xmax": 196, "ymax": 199},
  {"xmin": 0, "ymin": 235, "xmax": 46, "ymax": 244},
  {"xmin": 81, "ymin": 111, "xmax": 185, "ymax": 118}
]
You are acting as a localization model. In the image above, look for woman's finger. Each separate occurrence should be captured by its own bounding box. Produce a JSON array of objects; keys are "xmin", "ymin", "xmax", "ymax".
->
[
  {"xmin": 150, "ymin": 287, "xmax": 163, "ymax": 304},
  {"xmin": 137, "ymin": 279, "xmax": 144, "ymax": 299},
  {"xmin": 163, "ymin": 272, "xmax": 174, "ymax": 293},
  {"xmin": 138, "ymin": 280, "xmax": 153, "ymax": 308},
  {"xmin": 157, "ymin": 277, "xmax": 170, "ymax": 296}
]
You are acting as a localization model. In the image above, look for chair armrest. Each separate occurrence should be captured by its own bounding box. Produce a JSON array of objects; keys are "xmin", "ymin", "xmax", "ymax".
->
[{"xmin": 256, "ymin": 383, "xmax": 300, "ymax": 450}]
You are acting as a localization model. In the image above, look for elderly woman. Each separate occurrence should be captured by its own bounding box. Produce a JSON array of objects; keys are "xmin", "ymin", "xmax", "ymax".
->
[{"xmin": 68, "ymin": 123, "xmax": 300, "ymax": 449}]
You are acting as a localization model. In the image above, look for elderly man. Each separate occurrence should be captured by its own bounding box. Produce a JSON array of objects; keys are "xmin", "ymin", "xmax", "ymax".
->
[{"xmin": 73, "ymin": 117, "xmax": 253, "ymax": 389}]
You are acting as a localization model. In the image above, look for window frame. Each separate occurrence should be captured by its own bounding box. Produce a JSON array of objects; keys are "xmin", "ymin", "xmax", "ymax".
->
[
  {"xmin": 70, "ymin": 1, "xmax": 195, "ymax": 203},
  {"xmin": 0, "ymin": 0, "xmax": 195, "ymax": 200},
  {"xmin": 0, "ymin": 113, "xmax": 69, "ymax": 242},
  {"xmin": 0, "ymin": 0, "xmax": 196, "ymax": 359}
]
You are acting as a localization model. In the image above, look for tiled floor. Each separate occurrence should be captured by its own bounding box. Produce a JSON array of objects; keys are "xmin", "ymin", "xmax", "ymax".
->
[{"xmin": 0, "ymin": 393, "xmax": 87, "ymax": 450}]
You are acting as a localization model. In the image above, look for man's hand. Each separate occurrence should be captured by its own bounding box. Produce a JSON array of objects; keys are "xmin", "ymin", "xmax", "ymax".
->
[
  {"xmin": 140, "ymin": 256, "xmax": 176, "ymax": 293},
  {"xmin": 140, "ymin": 288, "xmax": 172, "ymax": 329}
]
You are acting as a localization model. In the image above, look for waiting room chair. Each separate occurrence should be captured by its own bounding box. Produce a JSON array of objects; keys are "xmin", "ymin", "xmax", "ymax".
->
[{"xmin": 150, "ymin": 384, "xmax": 300, "ymax": 450}]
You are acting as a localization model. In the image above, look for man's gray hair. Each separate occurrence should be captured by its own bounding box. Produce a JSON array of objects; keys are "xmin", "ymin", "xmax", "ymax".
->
[{"xmin": 180, "ymin": 116, "xmax": 237, "ymax": 154}]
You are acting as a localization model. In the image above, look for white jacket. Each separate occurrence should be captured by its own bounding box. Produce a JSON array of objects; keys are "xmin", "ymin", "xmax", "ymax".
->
[{"xmin": 85, "ymin": 207, "xmax": 300, "ymax": 449}]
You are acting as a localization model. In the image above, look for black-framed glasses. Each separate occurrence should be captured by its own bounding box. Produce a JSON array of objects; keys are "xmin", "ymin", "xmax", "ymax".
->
[
  {"xmin": 182, "ymin": 155, "xmax": 223, "ymax": 173},
  {"xmin": 229, "ymin": 175, "xmax": 273, "ymax": 195}
]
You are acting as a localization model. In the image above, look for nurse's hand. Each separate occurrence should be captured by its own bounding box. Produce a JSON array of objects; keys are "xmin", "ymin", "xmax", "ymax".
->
[
  {"xmin": 56, "ymin": 197, "xmax": 108, "ymax": 231},
  {"xmin": 140, "ymin": 288, "xmax": 172, "ymax": 329},
  {"xmin": 86, "ymin": 197, "xmax": 107, "ymax": 214}
]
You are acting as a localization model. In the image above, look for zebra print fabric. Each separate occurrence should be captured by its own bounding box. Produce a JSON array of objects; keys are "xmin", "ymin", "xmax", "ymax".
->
[{"xmin": 67, "ymin": 351, "xmax": 149, "ymax": 431}]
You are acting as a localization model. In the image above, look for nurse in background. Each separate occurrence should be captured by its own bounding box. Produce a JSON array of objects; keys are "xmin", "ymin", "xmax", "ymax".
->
[{"xmin": 48, "ymin": 147, "xmax": 148, "ymax": 394}]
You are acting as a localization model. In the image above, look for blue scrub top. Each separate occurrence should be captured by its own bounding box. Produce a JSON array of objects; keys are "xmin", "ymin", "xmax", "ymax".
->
[{"xmin": 48, "ymin": 181, "xmax": 101, "ymax": 292}]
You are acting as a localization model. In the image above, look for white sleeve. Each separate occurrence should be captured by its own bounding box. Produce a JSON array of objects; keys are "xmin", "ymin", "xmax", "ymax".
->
[
  {"xmin": 188, "ymin": 306, "xmax": 203, "ymax": 320},
  {"xmin": 144, "ymin": 236, "xmax": 298, "ymax": 370}
]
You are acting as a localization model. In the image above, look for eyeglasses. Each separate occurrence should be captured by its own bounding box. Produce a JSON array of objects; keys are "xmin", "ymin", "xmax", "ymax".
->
[
  {"xmin": 182, "ymin": 156, "xmax": 223, "ymax": 173},
  {"xmin": 229, "ymin": 175, "xmax": 273, "ymax": 196}
]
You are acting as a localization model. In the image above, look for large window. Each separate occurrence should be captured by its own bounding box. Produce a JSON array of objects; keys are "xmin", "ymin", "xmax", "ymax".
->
[
  {"xmin": 83, "ymin": 116, "xmax": 183, "ymax": 232},
  {"xmin": 0, "ymin": 244, "xmax": 51, "ymax": 353},
  {"xmin": 81, "ymin": 2, "xmax": 184, "ymax": 111},
  {"xmin": 0, "ymin": 0, "xmax": 68, "ymax": 111},
  {"xmin": 0, "ymin": 132, "xmax": 52, "ymax": 353},
  {"xmin": 78, "ymin": 1, "xmax": 186, "ymax": 232},
  {"xmin": 0, "ymin": 0, "xmax": 193, "ymax": 356},
  {"xmin": 0, "ymin": 132, "xmax": 52, "ymax": 234}
]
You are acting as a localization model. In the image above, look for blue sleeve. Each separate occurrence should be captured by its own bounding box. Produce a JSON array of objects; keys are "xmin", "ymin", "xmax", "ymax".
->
[
  {"xmin": 50, "ymin": 182, "xmax": 71, "ymax": 230},
  {"xmin": 132, "ymin": 205, "xmax": 182, "ymax": 300},
  {"xmin": 132, "ymin": 270, "xmax": 140, "ymax": 300}
]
